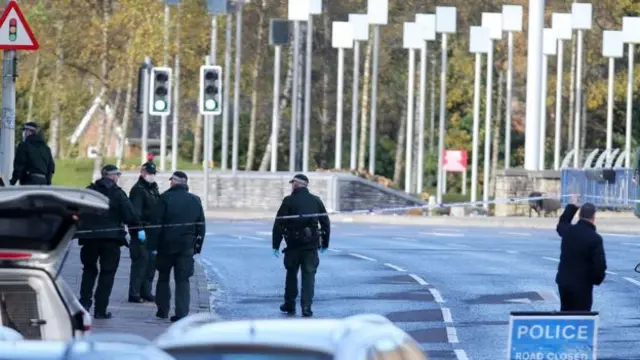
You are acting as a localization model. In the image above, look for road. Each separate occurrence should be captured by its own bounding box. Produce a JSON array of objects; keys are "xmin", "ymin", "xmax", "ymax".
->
[{"xmin": 197, "ymin": 219, "xmax": 640, "ymax": 360}]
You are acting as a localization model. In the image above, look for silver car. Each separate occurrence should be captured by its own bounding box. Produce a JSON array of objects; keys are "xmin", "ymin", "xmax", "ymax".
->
[
  {"xmin": 154, "ymin": 313, "xmax": 429, "ymax": 359},
  {"xmin": 0, "ymin": 187, "xmax": 108, "ymax": 340},
  {"xmin": 0, "ymin": 332, "xmax": 176, "ymax": 359}
]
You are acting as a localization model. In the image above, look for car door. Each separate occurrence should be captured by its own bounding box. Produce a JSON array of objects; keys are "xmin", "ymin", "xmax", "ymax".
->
[{"xmin": 0, "ymin": 187, "xmax": 109, "ymax": 340}]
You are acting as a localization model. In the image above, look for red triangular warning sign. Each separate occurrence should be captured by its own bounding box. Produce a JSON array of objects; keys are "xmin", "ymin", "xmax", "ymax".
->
[{"xmin": 0, "ymin": 0, "xmax": 38, "ymax": 50}]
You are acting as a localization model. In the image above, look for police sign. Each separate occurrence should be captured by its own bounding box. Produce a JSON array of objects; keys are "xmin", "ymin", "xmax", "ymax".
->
[{"xmin": 507, "ymin": 312, "xmax": 598, "ymax": 360}]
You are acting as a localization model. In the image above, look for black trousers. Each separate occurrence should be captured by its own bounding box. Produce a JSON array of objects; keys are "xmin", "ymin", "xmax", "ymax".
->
[
  {"xmin": 558, "ymin": 284, "xmax": 593, "ymax": 311},
  {"xmin": 283, "ymin": 248, "xmax": 320, "ymax": 309},
  {"xmin": 20, "ymin": 174, "xmax": 48, "ymax": 185},
  {"xmin": 128, "ymin": 239, "xmax": 156, "ymax": 299},
  {"xmin": 155, "ymin": 251, "xmax": 194, "ymax": 318},
  {"xmin": 79, "ymin": 240, "xmax": 121, "ymax": 314}
]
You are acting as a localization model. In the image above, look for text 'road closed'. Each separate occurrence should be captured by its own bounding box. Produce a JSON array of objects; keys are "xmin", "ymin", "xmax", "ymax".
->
[{"xmin": 508, "ymin": 314, "xmax": 598, "ymax": 360}]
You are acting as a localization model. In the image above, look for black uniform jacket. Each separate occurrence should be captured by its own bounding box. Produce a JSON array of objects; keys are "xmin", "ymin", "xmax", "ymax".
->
[
  {"xmin": 129, "ymin": 176, "xmax": 160, "ymax": 249},
  {"xmin": 10, "ymin": 134, "xmax": 55, "ymax": 185},
  {"xmin": 77, "ymin": 178, "xmax": 140, "ymax": 246},
  {"xmin": 555, "ymin": 204, "xmax": 607, "ymax": 289},
  {"xmin": 152, "ymin": 184, "xmax": 206, "ymax": 255},
  {"xmin": 272, "ymin": 187, "xmax": 331, "ymax": 251}
]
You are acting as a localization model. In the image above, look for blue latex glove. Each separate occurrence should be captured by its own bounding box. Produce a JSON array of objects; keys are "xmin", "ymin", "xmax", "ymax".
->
[
  {"xmin": 320, "ymin": 248, "xmax": 327, "ymax": 254},
  {"xmin": 151, "ymin": 250, "xmax": 157, "ymax": 255},
  {"xmin": 272, "ymin": 249, "xmax": 279, "ymax": 258},
  {"xmin": 138, "ymin": 230, "xmax": 146, "ymax": 242}
]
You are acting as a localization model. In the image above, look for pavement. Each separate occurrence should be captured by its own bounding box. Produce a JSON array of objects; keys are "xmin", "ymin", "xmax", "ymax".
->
[
  {"xmin": 205, "ymin": 208, "xmax": 640, "ymax": 232},
  {"xmin": 60, "ymin": 241, "xmax": 212, "ymax": 340},
  {"xmin": 200, "ymin": 218, "xmax": 640, "ymax": 360}
]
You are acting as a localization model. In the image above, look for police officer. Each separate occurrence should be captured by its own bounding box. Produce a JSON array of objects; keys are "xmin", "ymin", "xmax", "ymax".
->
[
  {"xmin": 128, "ymin": 161, "xmax": 160, "ymax": 303},
  {"xmin": 555, "ymin": 195, "xmax": 607, "ymax": 311},
  {"xmin": 272, "ymin": 174, "xmax": 330, "ymax": 317},
  {"xmin": 77, "ymin": 164, "xmax": 141, "ymax": 319},
  {"xmin": 10, "ymin": 122, "xmax": 55, "ymax": 185},
  {"xmin": 152, "ymin": 171, "xmax": 205, "ymax": 322}
]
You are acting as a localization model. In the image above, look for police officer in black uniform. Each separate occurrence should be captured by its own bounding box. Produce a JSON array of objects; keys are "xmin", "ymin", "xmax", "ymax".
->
[
  {"xmin": 77, "ymin": 164, "xmax": 141, "ymax": 319},
  {"xmin": 272, "ymin": 174, "xmax": 330, "ymax": 317},
  {"xmin": 128, "ymin": 161, "xmax": 160, "ymax": 303},
  {"xmin": 10, "ymin": 122, "xmax": 55, "ymax": 185},
  {"xmin": 152, "ymin": 171, "xmax": 205, "ymax": 322},
  {"xmin": 555, "ymin": 195, "xmax": 607, "ymax": 311}
]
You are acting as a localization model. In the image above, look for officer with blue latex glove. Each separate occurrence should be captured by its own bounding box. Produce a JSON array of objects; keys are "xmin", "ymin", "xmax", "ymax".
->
[
  {"xmin": 273, "ymin": 249, "xmax": 280, "ymax": 258},
  {"xmin": 320, "ymin": 247, "xmax": 326, "ymax": 254},
  {"xmin": 138, "ymin": 229, "xmax": 146, "ymax": 242}
]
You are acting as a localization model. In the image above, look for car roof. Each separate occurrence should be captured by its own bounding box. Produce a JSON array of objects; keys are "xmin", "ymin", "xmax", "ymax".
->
[
  {"xmin": 156, "ymin": 315, "xmax": 411, "ymax": 355},
  {"xmin": 0, "ymin": 340, "xmax": 175, "ymax": 360}
]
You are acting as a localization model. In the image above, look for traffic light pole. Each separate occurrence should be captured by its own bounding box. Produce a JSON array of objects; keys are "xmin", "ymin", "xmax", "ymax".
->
[
  {"xmin": 141, "ymin": 57, "xmax": 151, "ymax": 163},
  {"xmin": 160, "ymin": 2, "xmax": 170, "ymax": 171},
  {"xmin": 170, "ymin": 2, "xmax": 182, "ymax": 172},
  {"xmin": 0, "ymin": 50, "xmax": 16, "ymax": 182}
]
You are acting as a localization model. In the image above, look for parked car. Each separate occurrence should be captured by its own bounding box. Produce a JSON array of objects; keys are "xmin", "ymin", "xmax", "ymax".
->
[
  {"xmin": 0, "ymin": 332, "xmax": 176, "ymax": 359},
  {"xmin": 154, "ymin": 313, "xmax": 429, "ymax": 360},
  {"xmin": 0, "ymin": 187, "xmax": 108, "ymax": 340}
]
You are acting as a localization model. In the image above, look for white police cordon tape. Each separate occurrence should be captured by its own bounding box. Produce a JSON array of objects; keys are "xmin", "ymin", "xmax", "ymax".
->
[{"xmin": 73, "ymin": 193, "xmax": 580, "ymax": 236}]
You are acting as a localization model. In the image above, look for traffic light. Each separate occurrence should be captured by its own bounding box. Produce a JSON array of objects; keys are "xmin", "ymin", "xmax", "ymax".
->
[
  {"xmin": 9, "ymin": 19, "xmax": 16, "ymax": 42},
  {"xmin": 199, "ymin": 65, "xmax": 222, "ymax": 116},
  {"xmin": 149, "ymin": 67, "xmax": 172, "ymax": 116}
]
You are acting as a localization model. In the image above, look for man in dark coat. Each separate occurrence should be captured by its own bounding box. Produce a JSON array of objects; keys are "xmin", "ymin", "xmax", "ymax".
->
[
  {"xmin": 128, "ymin": 161, "xmax": 160, "ymax": 303},
  {"xmin": 272, "ymin": 174, "xmax": 331, "ymax": 317},
  {"xmin": 152, "ymin": 171, "xmax": 206, "ymax": 322},
  {"xmin": 555, "ymin": 197, "xmax": 607, "ymax": 311},
  {"xmin": 76, "ymin": 164, "xmax": 141, "ymax": 319},
  {"xmin": 10, "ymin": 122, "xmax": 55, "ymax": 185}
]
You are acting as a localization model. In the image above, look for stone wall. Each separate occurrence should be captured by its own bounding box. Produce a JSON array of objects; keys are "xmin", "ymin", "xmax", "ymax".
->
[
  {"xmin": 109, "ymin": 171, "xmax": 426, "ymax": 212},
  {"xmin": 494, "ymin": 169, "xmax": 561, "ymax": 216}
]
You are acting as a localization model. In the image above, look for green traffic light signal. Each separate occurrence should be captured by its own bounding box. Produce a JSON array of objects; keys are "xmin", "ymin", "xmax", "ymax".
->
[
  {"xmin": 154, "ymin": 100, "xmax": 167, "ymax": 111},
  {"xmin": 204, "ymin": 99, "xmax": 218, "ymax": 110},
  {"xmin": 9, "ymin": 34, "xmax": 16, "ymax": 41}
]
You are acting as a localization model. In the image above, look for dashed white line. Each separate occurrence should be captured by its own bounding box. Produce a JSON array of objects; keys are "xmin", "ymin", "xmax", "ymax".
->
[
  {"xmin": 233, "ymin": 235, "xmax": 264, "ymax": 241},
  {"xmin": 454, "ymin": 349, "xmax": 469, "ymax": 360},
  {"xmin": 205, "ymin": 232, "xmax": 216, "ymax": 236},
  {"xmin": 421, "ymin": 232, "xmax": 465, "ymax": 237},
  {"xmin": 409, "ymin": 274, "xmax": 429, "ymax": 285},
  {"xmin": 606, "ymin": 270, "xmax": 618, "ymax": 275},
  {"xmin": 429, "ymin": 288, "xmax": 445, "ymax": 303},
  {"xmin": 506, "ymin": 250, "xmax": 519, "ymax": 255},
  {"xmin": 256, "ymin": 231, "xmax": 271, "ymax": 236},
  {"xmin": 446, "ymin": 326, "xmax": 459, "ymax": 343},
  {"xmin": 602, "ymin": 233, "xmax": 637, "ymax": 238},
  {"xmin": 542, "ymin": 257, "xmax": 560, "ymax": 262},
  {"xmin": 623, "ymin": 277, "xmax": 640, "ymax": 287},
  {"xmin": 392, "ymin": 237, "xmax": 416, "ymax": 241},
  {"xmin": 349, "ymin": 253, "xmax": 377, "ymax": 262},
  {"xmin": 500, "ymin": 231, "xmax": 531, "ymax": 236},
  {"xmin": 327, "ymin": 248, "xmax": 341, "ymax": 253},
  {"xmin": 441, "ymin": 307, "xmax": 453, "ymax": 323},
  {"xmin": 623, "ymin": 243, "xmax": 640, "ymax": 247},
  {"xmin": 383, "ymin": 263, "xmax": 406, "ymax": 272}
]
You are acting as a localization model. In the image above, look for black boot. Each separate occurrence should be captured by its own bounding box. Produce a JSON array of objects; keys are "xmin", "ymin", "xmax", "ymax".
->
[
  {"xmin": 301, "ymin": 307, "xmax": 313, "ymax": 317},
  {"xmin": 156, "ymin": 310, "xmax": 168, "ymax": 319},
  {"xmin": 94, "ymin": 312, "xmax": 112, "ymax": 319},
  {"xmin": 280, "ymin": 303, "xmax": 295, "ymax": 315},
  {"xmin": 128, "ymin": 296, "xmax": 144, "ymax": 303}
]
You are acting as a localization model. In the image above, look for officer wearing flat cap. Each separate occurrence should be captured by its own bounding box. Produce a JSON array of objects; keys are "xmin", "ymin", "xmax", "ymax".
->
[
  {"xmin": 152, "ymin": 171, "xmax": 206, "ymax": 322},
  {"xmin": 76, "ymin": 164, "xmax": 141, "ymax": 319},
  {"xmin": 10, "ymin": 122, "xmax": 55, "ymax": 185},
  {"xmin": 272, "ymin": 173, "xmax": 331, "ymax": 317},
  {"xmin": 127, "ymin": 161, "xmax": 160, "ymax": 303}
]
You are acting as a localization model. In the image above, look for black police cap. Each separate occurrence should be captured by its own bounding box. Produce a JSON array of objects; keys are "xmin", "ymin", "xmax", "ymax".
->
[
  {"xmin": 289, "ymin": 173, "xmax": 309, "ymax": 185},
  {"xmin": 142, "ymin": 161, "xmax": 157, "ymax": 174},
  {"xmin": 101, "ymin": 164, "xmax": 121, "ymax": 176}
]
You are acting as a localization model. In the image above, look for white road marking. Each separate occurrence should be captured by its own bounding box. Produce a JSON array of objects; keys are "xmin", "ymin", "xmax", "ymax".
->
[
  {"xmin": 542, "ymin": 257, "xmax": 560, "ymax": 262},
  {"xmin": 537, "ymin": 290, "xmax": 559, "ymax": 301},
  {"xmin": 256, "ymin": 231, "xmax": 271, "ymax": 236},
  {"xmin": 441, "ymin": 307, "xmax": 453, "ymax": 323},
  {"xmin": 602, "ymin": 233, "xmax": 637, "ymax": 238},
  {"xmin": 420, "ymin": 232, "xmax": 465, "ymax": 237},
  {"xmin": 328, "ymin": 248, "xmax": 341, "ymax": 253},
  {"xmin": 500, "ymin": 231, "xmax": 531, "ymax": 236},
  {"xmin": 348, "ymin": 253, "xmax": 377, "ymax": 262},
  {"xmin": 446, "ymin": 326, "xmax": 459, "ymax": 343},
  {"xmin": 205, "ymin": 232, "xmax": 216, "ymax": 236},
  {"xmin": 447, "ymin": 243, "xmax": 472, "ymax": 249},
  {"xmin": 429, "ymin": 288, "xmax": 445, "ymax": 303},
  {"xmin": 344, "ymin": 233, "xmax": 364, "ymax": 236},
  {"xmin": 434, "ymin": 228, "xmax": 462, "ymax": 232},
  {"xmin": 454, "ymin": 349, "xmax": 469, "ymax": 360},
  {"xmin": 623, "ymin": 243, "xmax": 640, "ymax": 246},
  {"xmin": 606, "ymin": 270, "xmax": 618, "ymax": 275},
  {"xmin": 233, "ymin": 235, "xmax": 263, "ymax": 241},
  {"xmin": 623, "ymin": 277, "xmax": 640, "ymax": 287},
  {"xmin": 506, "ymin": 250, "xmax": 519, "ymax": 255},
  {"xmin": 409, "ymin": 274, "xmax": 429, "ymax": 285},
  {"xmin": 383, "ymin": 263, "xmax": 406, "ymax": 272},
  {"xmin": 392, "ymin": 237, "xmax": 416, "ymax": 241}
]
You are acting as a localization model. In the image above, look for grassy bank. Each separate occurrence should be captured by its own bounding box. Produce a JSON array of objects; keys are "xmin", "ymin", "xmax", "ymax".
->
[{"xmin": 52, "ymin": 158, "xmax": 202, "ymax": 188}]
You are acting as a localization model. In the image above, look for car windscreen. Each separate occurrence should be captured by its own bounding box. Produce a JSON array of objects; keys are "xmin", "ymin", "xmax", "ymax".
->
[
  {"xmin": 168, "ymin": 347, "xmax": 333, "ymax": 360},
  {"xmin": 0, "ymin": 214, "xmax": 65, "ymax": 251}
]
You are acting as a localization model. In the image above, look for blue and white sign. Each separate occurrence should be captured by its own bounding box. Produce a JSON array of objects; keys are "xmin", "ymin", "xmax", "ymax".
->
[{"xmin": 507, "ymin": 313, "xmax": 598, "ymax": 360}]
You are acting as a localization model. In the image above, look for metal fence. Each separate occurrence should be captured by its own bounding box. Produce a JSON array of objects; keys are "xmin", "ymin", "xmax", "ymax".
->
[{"xmin": 560, "ymin": 168, "xmax": 636, "ymax": 210}]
